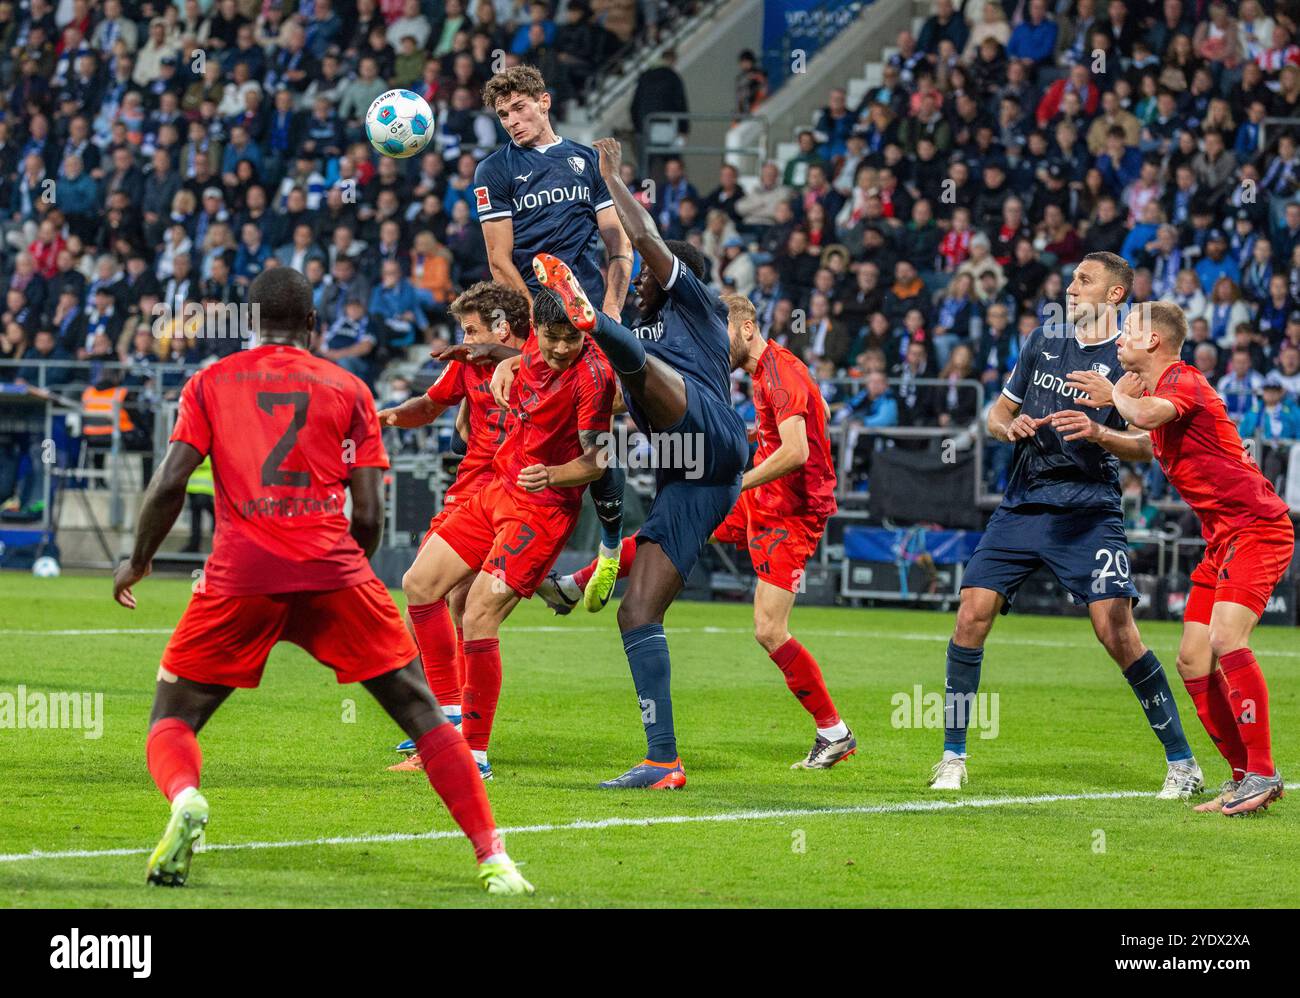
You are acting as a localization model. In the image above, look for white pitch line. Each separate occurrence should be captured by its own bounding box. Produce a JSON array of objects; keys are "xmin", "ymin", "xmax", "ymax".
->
[
  {"xmin": 5, "ymin": 625, "xmax": 1300, "ymax": 658},
  {"xmin": 0, "ymin": 788, "xmax": 1173, "ymax": 865}
]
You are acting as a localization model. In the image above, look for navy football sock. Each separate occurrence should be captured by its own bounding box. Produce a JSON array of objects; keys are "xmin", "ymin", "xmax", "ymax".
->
[
  {"xmin": 590, "ymin": 464, "xmax": 625, "ymax": 551},
  {"xmin": 592, "ymin": 312, "xmax": 647, "ymax": 375},
  {"xmin": 1124, "ymin": 650, "xmax": 1193, "ymax": 762},
  {"xmin": 622, "ymin": 622, "xmax": 676, "ymax": 762},
  {"xmin": 943, "ymin": 640, "xmax": 983, "ymax": 755}
]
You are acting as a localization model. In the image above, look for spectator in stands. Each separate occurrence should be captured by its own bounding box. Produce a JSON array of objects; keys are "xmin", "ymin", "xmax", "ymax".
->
[
  {"xmin": 837, "ymin": 369, "xmax": 898, "ymax": 429},
  {"xmin": 734, "ymin": 49, "xmax": 768, "ymax": 116},
  {"xmin": 813, "ymin": 88, "xmax": 854, "ymax": 161},
  {"xmin": 631, "ymin": 48, "xmax": 688, "ymax": 143},
  {"xmin": 1007, "ymin": 0, "xmax": 1057, "ymax": 70},
  {"xmin": 1219, "ymin": 346, "xmax": 1266, "ymax": 421},
  {"xmin": 735, "ymin": 161, "xmax": 789, "ymax": 232},
  {"xmin": 783, "ymin": 130, "xmax": 825, "ymax": 189}
]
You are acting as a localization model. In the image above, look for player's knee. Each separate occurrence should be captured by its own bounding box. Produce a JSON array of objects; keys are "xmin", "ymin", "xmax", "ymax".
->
[
  {"xmin": 1207, "ymin": 628, "xmax": 1246, "ymax": 661},
  {"xmin": 752, "ymin": 618, "xmax": 788, "ymax": 654},
  {"xmin": 953, "ymin": 601, "xmax": 993, "ymax": 647},
  {"xmin": 402, "ymin": 566, "xmax": 438, "ymax": 605},
  {"xmin": 616, "ymin": 595, "xmax": 658, "ymax": 632}
]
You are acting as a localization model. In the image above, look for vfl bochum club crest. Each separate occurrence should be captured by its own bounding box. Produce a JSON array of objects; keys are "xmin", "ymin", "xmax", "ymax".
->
[
  {"xmin": 568, "ymin": 156, "xmax": 585, "ymax": 174},
  {"xmin": 1091, "ymin": 362, "xmax": 1111, "ymax": 377}
]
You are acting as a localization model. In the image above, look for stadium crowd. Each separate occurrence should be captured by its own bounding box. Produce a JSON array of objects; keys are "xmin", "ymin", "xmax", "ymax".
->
[{"xmin": 1, "ymin": 0, "xmax": 1299, "ymax": 515}]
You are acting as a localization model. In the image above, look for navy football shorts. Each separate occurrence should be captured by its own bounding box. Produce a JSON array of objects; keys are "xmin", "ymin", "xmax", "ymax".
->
[
  {"xmin": 636, "ymin": 375, "xmax": 747, "ymax": 582},
  {"xmin": 961, "ymin": 503, "xmax": 1139, "ymax": 612}
]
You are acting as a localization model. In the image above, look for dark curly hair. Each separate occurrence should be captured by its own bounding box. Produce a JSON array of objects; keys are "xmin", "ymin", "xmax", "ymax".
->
[
  {"xmin": 665, "ymin": 239, "xmax": 709, "ymax": 281},
  {"xmin": 482, "ymin": 65, "xmax": 549, "ymax": 111},
  {"xmin": 449, "ymin": 281, "xmax": 531, "ymax": 340}
]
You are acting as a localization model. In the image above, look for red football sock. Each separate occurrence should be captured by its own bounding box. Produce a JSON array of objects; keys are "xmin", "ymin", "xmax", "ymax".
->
[
  {"xmin": 146, "ymin": 717, "xmax": 202, "ymax": 802},
  {"xmin": 416, "ymin": 723, "xmax": 503, "ymax": 862},
  {"xmin": 572, "ymin": 535, "xmax": 638, "ymax": 589},
  {"xmin": 461, "ymin": 637, "xmax": 502, "ymax": 752},
  {"xmin": 1219, "ymin": 648, "xmax": 1274, "ymax": 776},
  {"xmin": 409, "ymin": 600, "xmax": 461, "ymax": 707},
  {"xmin": 453, "ymin": 626, "xmax": 466, "ymax": 701},
  {"xmin": 1184, "ymin": 671, "xmax": 1249, "ymax": 779},
  {"xmin": 770, "ymin": 636, "xmax": 840, "ymax": 728}
]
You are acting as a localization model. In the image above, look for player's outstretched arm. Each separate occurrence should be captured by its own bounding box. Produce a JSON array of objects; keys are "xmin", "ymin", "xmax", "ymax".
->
[
  {"xmin": 1068, "ymin": 370, "xmax": 1176, "ymax": 430},
  {"xmin": 1046, "ymin": 409, "xmax": 1154, "ymax": 460},
  {"xmin": 742, "ymin": 415, "xmax": 809, "ymax": 491},
  {"xmin": 113, "ymin": 441, "xmax": 205, "ymax": 608},
  {"xmin": 377, "ymin": 394, "xmax": 445, "ymax": 429},
  {"xmin": 592, "ymin": 137, "xmax": 675, "ymax": 288},
  {"xmin": 348, "ymin": 466, "xmax": 385, "ymax": 558},
  {"xmin": 597, "ymin": 205, "xmax": 634, "ymax": 319}
]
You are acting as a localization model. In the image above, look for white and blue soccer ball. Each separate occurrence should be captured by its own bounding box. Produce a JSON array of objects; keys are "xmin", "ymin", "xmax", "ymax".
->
[
  {"xmin": 32, "ymin": 556, "xmax": 61, "ymax": 578},
  {"xmin": 365, "ymin": 90, "xmax": 434, "ymax": 159}
]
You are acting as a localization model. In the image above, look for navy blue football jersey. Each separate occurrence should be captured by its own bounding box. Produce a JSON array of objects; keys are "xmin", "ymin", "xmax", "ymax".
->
[
  {"xmin": 1000, "ymin": 325, "xmax": 1128, "ymax": 513},
  {"xmin": 623, "ymin": 255, "xmax": 733, "ymax": 436},
  {"xmin": 472, "ymin": 138, "xmax": 613, "ymax": 302}
]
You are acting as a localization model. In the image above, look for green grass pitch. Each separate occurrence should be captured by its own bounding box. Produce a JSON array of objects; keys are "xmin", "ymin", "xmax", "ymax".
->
[{"xmin": 1, "ymin": 572, "xmax": 1297, "ymax": 908}]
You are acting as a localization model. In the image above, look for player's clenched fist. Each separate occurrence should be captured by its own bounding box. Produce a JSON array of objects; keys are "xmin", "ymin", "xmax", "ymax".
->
[
  {"xmin": 517, "ymin": 464, "xmax": 551, "ymax": 492},
  {"xmin": 593, "ymin": 138, "xmax": 621, "ymax": 178}
]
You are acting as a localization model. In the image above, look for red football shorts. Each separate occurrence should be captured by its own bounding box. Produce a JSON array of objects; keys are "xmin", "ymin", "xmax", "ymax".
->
[
  {"xmin": 712, "ymin": 492, "xmax": 827, "ymax": 593},
  {"xmin": 421, "ymin": 478, "xmax": 491, "ymax": 550},
  {"xmin": 431, "ymin": 476, "xmax": 578, "ymax": 598},
  {"xmin": 1185, "ymin": 515, "xmax": 1295, "ymax": 624},
  {"xmin": 161, "ymin": 576, "xmax": 418, "ymax": 688}
]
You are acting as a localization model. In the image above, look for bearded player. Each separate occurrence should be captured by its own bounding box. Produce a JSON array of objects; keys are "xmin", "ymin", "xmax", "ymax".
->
[
  {"xmin": 1070, "ymin": 302, "xmax": 1294, "ymax": 815},
  {"xmin": 511, "ymin": 135, "xmax": 749, "ymax": 790},
  {"xmin": 928, "ymin": 253, "xmax": 1201, "ymax": 798},
  {"xmin": 112, "ymin": 268, "xmax": 532, "ymax": 895},
  {"xmin": 398, "ymin": 289, "xmax": 614, "ymax": 777},
  {"xmin": 541, "ymin": 295, "xmax": 855, "ymax": 769},
  {"xmin": 475, "ymin": 65, "xmax": 632, "ymax": 611},
  {"xmin": 376, "ymin": 282, "xmax": 529, "ymax": 773}
]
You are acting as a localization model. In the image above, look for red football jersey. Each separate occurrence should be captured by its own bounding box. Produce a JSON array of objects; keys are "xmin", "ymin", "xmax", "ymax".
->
[
  {"xmin": 425, "ymin": 358, "xmax": 517, "ymax": 503},
  {"xmin": 492, "ymin": 331, "xmax": 614, "ymax": 509},
  {"xmin": 170, "ymin": 344, "xmax": 388, "ymax": 596},
  {"xmin": 1149, "ymin": 361, "xmax": 1289, "ymax": 546},
  {"xmin": 750, "ymin": 340, "xmax": 838, "ymax": 517}
]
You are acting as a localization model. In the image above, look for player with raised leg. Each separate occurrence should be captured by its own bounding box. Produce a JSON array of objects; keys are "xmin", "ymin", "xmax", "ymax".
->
[
  {"xmin": 928, "ymin": 253, "xmax": 1201, "ymax": 799},
  {"xmin": 114, "ymin": 269, "xmax": 532, "ymax": 894},
  {"xmin": 539, "ymin": 295, "xmax": 854, "ymax": 768},
  {"xmin": 519, "ymin": 136, "xmax": 750, "ymax": 789},
  {"xmin": 377, "ymin": 282, "xmax": 529, "ymax": 772},
  {"xmin": 476, "ymin": 65, "xmax": 632, "ymax": 612},
  {"xmin": 1069, "ymin": 302, "xmax": 1294, "ymax": 815}
]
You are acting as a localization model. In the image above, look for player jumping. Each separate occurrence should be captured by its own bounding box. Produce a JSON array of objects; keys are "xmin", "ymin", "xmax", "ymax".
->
[
  {"xmin": 1070, "ymin": 302, "xmax": 1294, "ymax": 815},
  {"xmin": 513, "ymin": 135, "xmax": 750, "ymax": 789},
  {"xmin": 541, "ymin": 295, "xmax": 855, "ymax": 769},
  {"xmin": 928, "ymin": 253, "xmax": 1201, "ymax": 799},
  {"xmin": 476, "ymin": 65, "xmax": 632, "ymax": 610},
  {"xmin": 377, "ymin": 282, "xmax": 529, "ymax": 773},
  {"xmin": 396, "ymin": 288, "xmax": 614, "ymax": 778},
  {"xmin": 113, "ymin": 269, "xmax": 533, "ymax": 895}
]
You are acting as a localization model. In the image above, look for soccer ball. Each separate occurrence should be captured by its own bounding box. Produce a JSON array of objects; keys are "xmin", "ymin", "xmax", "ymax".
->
[
  {"xmin": 32, "ymin": 556, "xmax": 60, "ymax": 578},
  {"xmin": 364, "ymin": 90, "xmax": 434, "ymax": 159}
]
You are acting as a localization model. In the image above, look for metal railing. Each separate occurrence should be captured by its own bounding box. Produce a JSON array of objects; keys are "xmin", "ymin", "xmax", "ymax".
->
[{"xmin": 640, "ymin": 113, "xmax": 771, "ymax": 178}]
